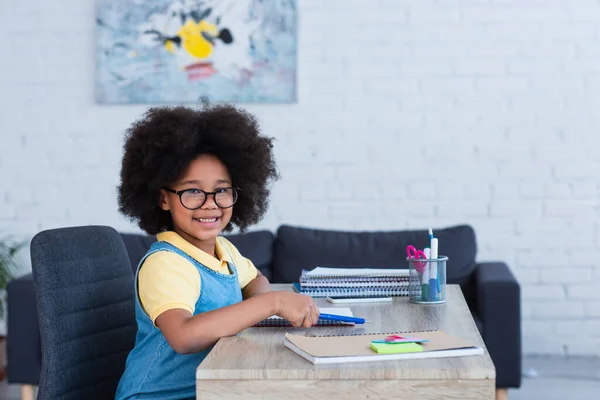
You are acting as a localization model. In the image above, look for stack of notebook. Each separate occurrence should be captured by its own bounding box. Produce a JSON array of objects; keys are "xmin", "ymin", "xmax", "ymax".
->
[
  {"xmin": 293, "ymin": 267, "xmax": 410, "ymax": 298},
  {"xmin": 284, "ymin": 329, "xmax": 483, "ymax": 364}
]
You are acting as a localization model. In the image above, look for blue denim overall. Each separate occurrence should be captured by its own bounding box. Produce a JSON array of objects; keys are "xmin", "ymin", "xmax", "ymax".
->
[{"xmin": 115, "ymin": 241, "xmax": 243, "ymax": 400}]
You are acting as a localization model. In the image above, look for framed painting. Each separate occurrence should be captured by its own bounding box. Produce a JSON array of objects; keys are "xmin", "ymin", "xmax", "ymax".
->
[{"xmin": 95, "ymin": 0, "xmax": 297, "ymax": 104}]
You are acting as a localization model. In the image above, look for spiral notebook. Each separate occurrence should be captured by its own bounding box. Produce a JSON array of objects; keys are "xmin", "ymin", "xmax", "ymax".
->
[
  {"xmin": 296, "ymin": 267, "xmax": 410, "ymax": 297},
  {"xmin": 283, "ymin": 329, "xmax": 484, "ymax": 364},
  {"xmin": 253, "ymin": 307, "xmax": 356, "ymax": 327},
  {"xmin": 293, "ymin": 283, "xmax": 409, "ymax": 298}
]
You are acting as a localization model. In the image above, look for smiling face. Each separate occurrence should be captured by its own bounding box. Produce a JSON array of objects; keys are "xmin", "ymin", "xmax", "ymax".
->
[{"xmin": 159, "ymin": 153, "xmax": 233, "ymax": 256}]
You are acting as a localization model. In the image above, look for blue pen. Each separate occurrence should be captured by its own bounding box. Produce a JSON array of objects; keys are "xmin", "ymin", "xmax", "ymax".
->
[{"xmin": 318, "ymin": 313, "xmax": 368, "ymax": 324}]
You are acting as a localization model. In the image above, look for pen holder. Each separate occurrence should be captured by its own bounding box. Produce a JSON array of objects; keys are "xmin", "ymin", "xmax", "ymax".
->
[{"xmin": 408, "ymin": 255, "xmax": 448, "ymax": 305}]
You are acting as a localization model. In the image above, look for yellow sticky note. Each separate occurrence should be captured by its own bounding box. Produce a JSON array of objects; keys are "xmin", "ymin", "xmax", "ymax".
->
[{"xmin": 370, "ymin": 342, "xmax": 423, "ymax": 354}]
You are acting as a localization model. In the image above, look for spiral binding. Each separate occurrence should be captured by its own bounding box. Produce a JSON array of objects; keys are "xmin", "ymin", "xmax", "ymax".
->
[
  {"xmin": 308, "ymin": 327, "xmax": 439, "ymax": 337},
  {"xmin": 297, "ymin": 287, "xmax": 410, "ymax": 297}
]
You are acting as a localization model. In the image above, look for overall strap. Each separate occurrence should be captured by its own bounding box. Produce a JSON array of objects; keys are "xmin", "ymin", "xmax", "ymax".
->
[{"xmin": 134, "ymin": 241, "xmax": 183, "ymax": 274}]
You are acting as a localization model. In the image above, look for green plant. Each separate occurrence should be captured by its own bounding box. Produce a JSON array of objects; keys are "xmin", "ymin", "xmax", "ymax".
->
[{"xmin": 0, "ymin": 238, "xmax": 26, "ymax": 319}]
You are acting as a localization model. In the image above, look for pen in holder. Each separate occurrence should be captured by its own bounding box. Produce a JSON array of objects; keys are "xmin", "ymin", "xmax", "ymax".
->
[{"xmin": 407, "ymin": 255, "xmax": 448, "ymax": 305}]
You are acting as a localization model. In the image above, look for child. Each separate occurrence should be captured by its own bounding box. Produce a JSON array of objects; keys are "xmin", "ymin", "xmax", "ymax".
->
[{"xmin": 115, "ymin": 103, "xmax": 319, "ymax": 400}]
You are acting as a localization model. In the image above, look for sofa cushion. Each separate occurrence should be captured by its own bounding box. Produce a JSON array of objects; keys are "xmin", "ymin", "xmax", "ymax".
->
[
  {"xmin": 271, "ymin": 225, "xmax": 477, "ymax": 285},
  {"xmin": 472, "ymin": 311, "xmax": 484, "ymax": 336},
  {"xmin": 224, "ymin": 230, "xmax": 275, "ymax": 281},
  {"xmin": 7, "ymin": 273, "xmax": 42, "ymax": 384},
  {"xmin": 120, "ymin": 233, "xmax": 157, "ymax": 273}
]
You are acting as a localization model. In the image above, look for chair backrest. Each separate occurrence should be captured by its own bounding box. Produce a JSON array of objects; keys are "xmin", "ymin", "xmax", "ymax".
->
[{"xmin": 31, "ymin": 226, "xmax": 137, "ymax": 400}]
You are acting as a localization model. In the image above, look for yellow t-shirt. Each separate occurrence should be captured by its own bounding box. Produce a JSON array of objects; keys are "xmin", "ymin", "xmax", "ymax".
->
[{"xmin": 138, "ymin": 231, "xmax": 259, "ymax": 325}]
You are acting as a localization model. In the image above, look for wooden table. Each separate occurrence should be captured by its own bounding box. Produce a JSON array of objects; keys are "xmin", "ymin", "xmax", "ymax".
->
[{"xmin": 196, "ymin": 284, "xmax": 495, "ymax": 399}]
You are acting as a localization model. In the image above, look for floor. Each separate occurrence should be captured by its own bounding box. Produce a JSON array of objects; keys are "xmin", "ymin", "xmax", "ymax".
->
[
  {"xmin": 0, "ymin": 356, "xmax": 599, "ymax": 399},
  {"xmin": 509, "ymin": 356, "xmax": 600, "ymax": 400}
]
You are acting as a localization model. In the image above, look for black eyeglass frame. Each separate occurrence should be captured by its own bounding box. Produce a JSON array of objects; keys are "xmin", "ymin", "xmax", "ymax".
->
[{"xmin": 162, "ymin": 187, "xmax": 240, "ymax": 210}]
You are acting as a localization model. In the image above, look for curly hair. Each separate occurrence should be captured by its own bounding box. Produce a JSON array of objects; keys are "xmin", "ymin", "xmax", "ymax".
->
[{"xmin": 117, "ymin": 102, "xmax": 279, "ymax": 235}]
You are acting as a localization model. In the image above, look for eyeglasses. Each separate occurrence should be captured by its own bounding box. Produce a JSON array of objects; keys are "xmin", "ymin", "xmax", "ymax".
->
[{"xmin": 162, "ymin": 187, "xmax": 239, "ymax": 210}]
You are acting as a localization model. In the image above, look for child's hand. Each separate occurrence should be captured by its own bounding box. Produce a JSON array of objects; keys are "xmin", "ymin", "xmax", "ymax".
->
[{"xmin": 273, "ymin": 291, "xmax": 320, "ymax": 328}]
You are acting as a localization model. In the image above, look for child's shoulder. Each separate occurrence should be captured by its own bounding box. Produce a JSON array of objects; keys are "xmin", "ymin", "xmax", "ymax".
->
[
  {"xmin": 142, "ymin": 248, "xmax": 191, "ymax": 269},
  {"xmin": 138, "ymin": 250, "xmax": 200, "ymax": 284}
]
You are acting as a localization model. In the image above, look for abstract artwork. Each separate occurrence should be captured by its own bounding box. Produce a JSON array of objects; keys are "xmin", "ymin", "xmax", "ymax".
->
[{"xmin": 95, "ymin": 0, "xmax": 297, "ymax": 104}]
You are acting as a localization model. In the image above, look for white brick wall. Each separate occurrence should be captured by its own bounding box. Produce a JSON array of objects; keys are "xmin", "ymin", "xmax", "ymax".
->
[{"xmin": 1, "ymin": 0, "xmax": 599, "ymax": 356}]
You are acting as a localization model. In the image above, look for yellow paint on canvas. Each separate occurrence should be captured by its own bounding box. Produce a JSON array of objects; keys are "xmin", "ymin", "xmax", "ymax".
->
[
  {"xmin": 164, "ymin": 40, "xmax": 176, "ymax": 53},
  {"xmin": 176, "ymin": 19, "xmax": 218, "ymax": 59}
]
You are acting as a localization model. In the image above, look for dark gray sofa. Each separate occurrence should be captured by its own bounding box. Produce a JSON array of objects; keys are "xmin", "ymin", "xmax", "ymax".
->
[{"xmin": 7, "ymin": 224, "xmax": 521, "ymax": 391}]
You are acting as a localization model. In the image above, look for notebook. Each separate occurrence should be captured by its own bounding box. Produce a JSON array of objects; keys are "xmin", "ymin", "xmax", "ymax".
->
[
  {"xmin": 293, "ymin": 283, "xmax": 409, "ymax": 298},
  {"xmin": 253, "ymin": 307, "xmax": 356, "ymax": 327},
  {"xmin": 296, "ymin": 267, "xmax": 410, "ymax": 297},
  {"xmin": 283, "ymin": 330, "xmax": 483, "ymax": 364}
]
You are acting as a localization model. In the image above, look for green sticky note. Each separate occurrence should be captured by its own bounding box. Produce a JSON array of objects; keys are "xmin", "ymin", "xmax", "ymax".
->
[{"xmin": 370, "ymin": 342, "xmax": 423, "ymax": 354}]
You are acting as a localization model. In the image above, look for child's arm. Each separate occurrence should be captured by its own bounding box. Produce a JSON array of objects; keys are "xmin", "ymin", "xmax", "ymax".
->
[
  {"xmin": 242, "ymin": 270, "xmax": 271, "ymax": 299},
  {"xmin": 156, "ymin": 290, "xmax": 319, "ymax": 354}
]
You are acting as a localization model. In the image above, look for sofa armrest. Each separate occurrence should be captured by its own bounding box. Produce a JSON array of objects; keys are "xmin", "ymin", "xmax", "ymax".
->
[
  {"xmin": 7, "ymin": 273, "xmax": 41, "ymax": 385},
  {"xmin": 475, "ymin": 262, "xmax": 521, "ymax": 388}
]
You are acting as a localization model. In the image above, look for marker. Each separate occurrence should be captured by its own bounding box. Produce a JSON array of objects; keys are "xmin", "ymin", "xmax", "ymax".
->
[
  {"xmin": 429, "ymin": 237, "xmax": 438, "ymax": 301},
  {"xmin": 423, "ymin": 247, "xmax": 431, "ymax": 287},
  {"xmin": 422, "ymin": 247, "xmax": 430, "ymax": 301}
]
